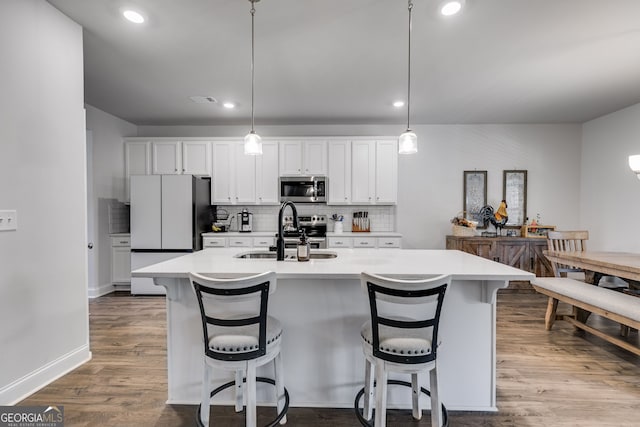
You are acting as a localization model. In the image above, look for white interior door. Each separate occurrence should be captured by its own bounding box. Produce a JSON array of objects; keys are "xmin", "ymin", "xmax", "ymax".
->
[{"xmin": 86, "ymin": 130, "xmax": 96, "ymax": 294}]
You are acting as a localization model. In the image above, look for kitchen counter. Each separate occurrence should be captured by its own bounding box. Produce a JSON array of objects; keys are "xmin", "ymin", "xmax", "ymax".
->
[
  {"xmin": 201, "ymin": 231, "xmax": 276, "ymax": 237},
  {"xmin": 133, "ymin": 249, "xmax": 533, "ymax": 410},
  {"xmin": 325, "ymin": 231, "xmax": 402, "ymax": 237}
]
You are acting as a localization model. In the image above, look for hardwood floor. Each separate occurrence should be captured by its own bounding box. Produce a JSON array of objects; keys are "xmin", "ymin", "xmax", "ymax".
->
[{"xmin": 21, "ymin": 291, "xmax": 639, "ymax": 426}]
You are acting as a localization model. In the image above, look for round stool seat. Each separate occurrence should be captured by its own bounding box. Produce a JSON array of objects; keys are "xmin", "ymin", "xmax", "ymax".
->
[
  {"xmin": 361, "ymin": 320, "xmax": 433, "ymax": 357},
  {"xmin": 209, "ymin": 316, "xmax": 282, "ymax": 354}
]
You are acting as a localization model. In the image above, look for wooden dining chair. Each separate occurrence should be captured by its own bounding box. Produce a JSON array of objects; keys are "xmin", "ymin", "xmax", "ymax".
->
[{"xmin": 546, "ymin": 231, "xmax": 628, "ymax": 289}]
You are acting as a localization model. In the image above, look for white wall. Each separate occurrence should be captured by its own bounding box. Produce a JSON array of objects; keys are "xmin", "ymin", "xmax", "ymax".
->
[
  {"xmin": 581, "ymin": 102, "xmax": 640, "ymax": 251},
  {"xmin": 138, "ymin": 123, "xmax": 582, "ymax": 248},
  {"xmin": 0, "ymin": 0, "xmax": 90, "ymax": 404},
  {"xmin": 86, "ymin": 105, "xmax": 137, "ymax": 297}
]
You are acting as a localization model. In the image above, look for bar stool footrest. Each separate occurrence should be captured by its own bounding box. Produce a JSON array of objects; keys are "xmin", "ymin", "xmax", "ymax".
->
[
  {"xmin": 353, "ymin": 379, "xmax": 448, "ymax": 427},
  {"xmin": 196, "ymin": 376, "xmax": 290, "ymax": 427}
]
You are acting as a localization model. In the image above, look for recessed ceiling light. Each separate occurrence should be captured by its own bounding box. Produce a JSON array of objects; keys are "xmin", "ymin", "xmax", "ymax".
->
[
  {"xmin": 440, "ymin": 0, "xmax": 464, "ymax": 16},
  {"xmin": 223, "ymin": 102, "xmax": 236, "ymax": 109},
  {"xmin": 393, "ymin": 101, "xmax": 405, "ymax": 108},
  {"xmin": 123, "ymin": 10, "xmax": 145, "ymax": 24}
]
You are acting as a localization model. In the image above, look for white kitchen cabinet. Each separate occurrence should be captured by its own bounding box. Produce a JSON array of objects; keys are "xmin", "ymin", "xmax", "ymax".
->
[
  {"xmin": 182, "ymin": 141, "xmax": 212, "ymax": 175},
  {"xmin": 228, "ymin": 236, "xmax": 252, "ymax": 247},
  {"xmin": 111, "ymin": 236, "xmax": 131, "ymax": 284},
  {"xmin": 152, "ymin": 141, "xmax": 181, "ymax": 174},
  {"xmin": 327, "ymin": 237, "xmax": 352, "ymax": 248},
  {"xmin": 256, "ymin": 141, "xmax": 279, "ymax": 204},
  {"xmin": 327, "ymin": 140, "xmax": 351, "ymax": 204},
  {"xmin": 212, "ymin": 141, "xmax": 256, "ymax": 204},
  {"xmin": 152, "ymin": 140, "xmax": 212, "ymax": 176},
  {"xmin": 279, "ymin": 140, "xmax": 327, "ymax": 176},
  {"xmin": 252, "ymin": 236, "xmax": 275, "ymax": 247},
  {"xmin": 203, "ymin": 237, "xmax": 227, "ymax": 248},
  {"xmin": 351, "ymin": 140, "xmax": 398, "ymax": 205},
  {"xmin": 327, "ymin": 234, "xmax": 402, "ymax": 249},
  {"xmin": 353, "ymin": 237, "xmax": 376, "ymax": 248},
  {"xmin": 374, "ymin": 140, "xmax": 398, "ymax": 204},
  {"xmin": 203, "ymin": 235, "xmax": 274, "ymax": 249},
  {"xmin": 124, "ymin": 141, "xmax": 150, "ymax": 201},
  {"xmin": 377, "ymin": 237, "xmax": 402, "ymax": 248}
]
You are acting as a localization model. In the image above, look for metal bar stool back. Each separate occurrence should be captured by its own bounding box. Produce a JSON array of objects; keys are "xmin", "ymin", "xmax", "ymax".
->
[
  {"xmin": 190, "ymin": 271, "xmax": 288, "ymax": 427},
  {"xmin": 356, "ymin": 272, "xmax": 450, "ymax": 427}
]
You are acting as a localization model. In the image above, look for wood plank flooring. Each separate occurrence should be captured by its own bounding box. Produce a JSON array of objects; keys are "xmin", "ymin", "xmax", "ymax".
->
[{"xmin": 20, "ymin": 291, "xmax": 639, "ymax": 426}]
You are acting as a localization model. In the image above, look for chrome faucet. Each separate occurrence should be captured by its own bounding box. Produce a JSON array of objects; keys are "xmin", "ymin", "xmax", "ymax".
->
[{"xmin": 277, "ymin": 200, "xmax": 299, "ymax": 261}]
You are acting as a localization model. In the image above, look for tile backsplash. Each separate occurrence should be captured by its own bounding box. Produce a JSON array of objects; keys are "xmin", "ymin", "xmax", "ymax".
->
[{"xmin": 217, "ymin": 204, "xmax": 396, "ymax": 232}]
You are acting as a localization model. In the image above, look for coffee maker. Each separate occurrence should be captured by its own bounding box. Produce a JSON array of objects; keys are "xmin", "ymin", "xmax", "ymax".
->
[{"xmin": 238, "ymin": 208, "xmax": 253, "ymax": 232}]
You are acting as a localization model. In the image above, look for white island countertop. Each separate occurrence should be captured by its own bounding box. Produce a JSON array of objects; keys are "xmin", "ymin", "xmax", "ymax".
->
[
  {"xmin": 132, "ymin": 248, "xmax": 534, "ymax": 282},
  {"xmin": 133, "ymin": 248, "xmax": 534, "ymax": 411}
]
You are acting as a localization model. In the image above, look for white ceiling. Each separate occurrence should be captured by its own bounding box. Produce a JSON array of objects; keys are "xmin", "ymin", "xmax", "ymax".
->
[{"xmin": 47, "ymin": 0, "xmax": 640, "ymax": 126}]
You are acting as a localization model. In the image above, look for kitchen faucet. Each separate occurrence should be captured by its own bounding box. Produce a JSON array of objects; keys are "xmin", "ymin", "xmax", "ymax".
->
[{"xmin": 277, "ymin": 200, "xmax": 299, "ymax": 261}]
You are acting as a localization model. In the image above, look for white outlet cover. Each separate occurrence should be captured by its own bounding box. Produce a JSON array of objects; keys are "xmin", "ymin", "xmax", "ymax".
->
[{"xmin": 0, "ymin": 210, "xmax": 17, "ymax": 231}]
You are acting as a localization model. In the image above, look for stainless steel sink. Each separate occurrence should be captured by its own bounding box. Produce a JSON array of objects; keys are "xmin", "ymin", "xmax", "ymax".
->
[
  {"xmin": 234, "ymin": 251, "xmax": 337, "ymax": 260},
  {"xmin": 235, "ymin": 252, "xmax": 278, "ymax": 259}
]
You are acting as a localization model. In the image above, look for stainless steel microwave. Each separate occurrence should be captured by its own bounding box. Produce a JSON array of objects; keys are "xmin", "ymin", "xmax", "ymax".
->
[{"xmin": 279, "ymin": 176, "xmax": 327, "ymax": 203}]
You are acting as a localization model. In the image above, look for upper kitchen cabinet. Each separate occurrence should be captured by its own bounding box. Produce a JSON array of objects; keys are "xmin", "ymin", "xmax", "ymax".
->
[
  {"xmin": 256, "ymin": 141, "xmax": 279, "ymax": 204},
  {"xmin": 211, "ymin": 141, "xmax": 256, "ymax": 205},
  {"xmin": 279, "ymin": 140, "xmax": 327, "ymax": 176},
  {"xmin": 351, "ymin": 140, "xmax": 398, "ymax": 205},
  {"xmin": 182, "ymin": 141, "xmax": 212, "ymax": 176},
  {"xmin": 124, "ymin": 141, "xmax": 151, "ymax": 201},
  {"xmin": 327, "ymin": 140, "xmax": 351, "ymax": 204},
  {"xmin": 151, "ymin": 141, "xmax": 212, "ymax": 176}
]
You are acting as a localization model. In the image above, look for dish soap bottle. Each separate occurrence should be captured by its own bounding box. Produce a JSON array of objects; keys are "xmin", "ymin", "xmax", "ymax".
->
[{"xmin": 297, "ymin": 230, "xmax": 310, "ymax": 262}]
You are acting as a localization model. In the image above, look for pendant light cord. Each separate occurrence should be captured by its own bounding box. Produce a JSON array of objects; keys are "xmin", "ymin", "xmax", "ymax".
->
[
  {"xmin": 407, "ymin": 0, "xmax": 413, "ymax": 131},
  {"xmin": 250, "ymin": 1, "xmax": 256, "ymax": 133}
]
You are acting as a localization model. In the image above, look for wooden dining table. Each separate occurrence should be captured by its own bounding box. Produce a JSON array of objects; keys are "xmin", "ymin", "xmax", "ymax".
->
[{"xmin": 543, "ymin": 250, "xmax": 640, "ymax": 289}]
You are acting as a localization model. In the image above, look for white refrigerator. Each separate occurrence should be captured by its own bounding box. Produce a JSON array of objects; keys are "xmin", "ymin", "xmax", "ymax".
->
[{"xmin": 130, "ymin": 174, "xmax": 211, "ymax": 295}]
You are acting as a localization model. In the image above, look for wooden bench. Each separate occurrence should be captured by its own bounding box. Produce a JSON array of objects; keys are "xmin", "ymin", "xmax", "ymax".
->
[{"xmin": 531, "ymin": 277, "xmax": 640, "ymax": 356}]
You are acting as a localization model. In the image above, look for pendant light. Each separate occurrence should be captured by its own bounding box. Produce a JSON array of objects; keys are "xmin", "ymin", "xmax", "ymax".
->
[
  {"xmin": 629, "ymin": 155, "xmax": 640, "ymax": 179},
  {"xmin": 244, "ymin": 0, "xmax": 262, "ymax": 155},
  {"xmin": 398, "ymin": 0, "xmax": 418, "ymax": 154}
]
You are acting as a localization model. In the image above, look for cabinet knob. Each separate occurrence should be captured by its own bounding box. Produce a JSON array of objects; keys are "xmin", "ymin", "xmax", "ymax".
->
[
  {"xmin": 297, "ymin": 169, "xmax": 301, "ymax": 172},
  {"xmin": 174, "ymin": 168, "xmax": 177, "ymax": 172},
  {"xmin": 182, "ymin": 168, "xmax": 185, "ymax": 172},
  {"xmin": 88, "ymin": 243, "xmax": 94, "ymax": 249},
  {"xmin": 368, "ymin": 197, "xmax": 371, "ymax": 200},
  {"xmin": 376, "ymin": 197, "xmax": 380, "ymax": 200},
  {"xmin": 344, "ymin": 197, "xmax": 347, "ymax": 200}
]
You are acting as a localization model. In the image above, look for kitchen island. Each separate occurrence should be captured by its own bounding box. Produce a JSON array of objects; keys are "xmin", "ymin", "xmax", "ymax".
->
[{"xmin": 132, "ymin": 248, "xmax": 533, "ymax": 411}]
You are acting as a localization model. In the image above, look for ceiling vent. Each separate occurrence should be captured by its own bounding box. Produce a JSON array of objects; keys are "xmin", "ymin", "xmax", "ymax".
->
[{"xmin": 189, "ymin": 96, "xmax": 218, "ymax": 104}]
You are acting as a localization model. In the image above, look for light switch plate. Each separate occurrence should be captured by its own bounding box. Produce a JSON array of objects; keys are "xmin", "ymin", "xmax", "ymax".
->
[{"xmin": 0, "ymin": 210, "xmax": 18, "ymax": 231}]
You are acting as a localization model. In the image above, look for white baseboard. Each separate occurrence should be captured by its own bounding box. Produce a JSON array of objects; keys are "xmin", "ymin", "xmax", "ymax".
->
[
  {"xmin": 88, "ymin": 282, "xmax": 115, "ymax": 298},
  {"xmin": 0, "ymin": 344, "xmax": 91, "ymax": 405}
]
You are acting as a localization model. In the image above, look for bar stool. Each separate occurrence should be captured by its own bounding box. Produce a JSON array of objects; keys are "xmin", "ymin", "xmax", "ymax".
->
[
  {"xmin": 355, "ymin": 272, "xmax": 450, "ymax": 427},
  {"xmin": 189, "ymin": 271, "xmax": 289, "ymax": 427}
]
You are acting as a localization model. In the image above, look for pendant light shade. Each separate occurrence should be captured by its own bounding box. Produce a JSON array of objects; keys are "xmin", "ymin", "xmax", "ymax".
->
[
  {"xmin": 399, "ymin": 0, "xmax": 417, "ymax": 154},
  {"xmin": 629, "ymin": 154, "xmax": 640, "ymax": 180},
  {"xmin": 244, "ymin": 131, "xmax": 263, "ymax": 155},
  {"xmin": 244, "ymin": 0, "xmax": 262, "ymax": 155},
  {"xmin": 399, "ymin": 130, "xmax": 418, "ymax": 154}
]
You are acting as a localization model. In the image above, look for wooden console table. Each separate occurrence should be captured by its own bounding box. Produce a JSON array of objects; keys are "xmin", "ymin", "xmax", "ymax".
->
[{"xmin": 446, "ymin": 235, "xmax": 554, "ymax": 279}]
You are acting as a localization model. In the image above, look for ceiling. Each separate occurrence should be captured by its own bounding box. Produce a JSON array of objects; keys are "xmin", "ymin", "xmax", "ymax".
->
[{"xmin": 47, "ymin": 0, "xmax": 640, "ymax": 126}]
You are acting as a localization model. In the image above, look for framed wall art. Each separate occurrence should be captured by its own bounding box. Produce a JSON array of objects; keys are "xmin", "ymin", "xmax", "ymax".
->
[
  {"xmin": 463, "ymin": 170, "xmax": 487, "ymax": 227},
  {"xmin": 502, "ymin": 170, "xmax": 527, "ymax": 226}
]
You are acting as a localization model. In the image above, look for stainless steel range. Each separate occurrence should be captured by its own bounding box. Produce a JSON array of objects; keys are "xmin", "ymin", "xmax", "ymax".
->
[{"xmin": 282, "ymin": 214, "xmax": 327, "ymax": 249}]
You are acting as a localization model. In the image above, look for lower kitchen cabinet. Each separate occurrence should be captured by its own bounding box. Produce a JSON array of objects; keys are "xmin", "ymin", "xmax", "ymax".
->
[
  {"xmin": 203, "ymin": 234, "xmax": 275, "ymax": 249},
  {"xmin": 110, "ymin": 235, "xmax": 131, "ymax": 284},
  {"xmin": 327, "ymin": 234, "xmax": 402, "ymax": 249},
  {"xmin": 446, "ymin": 235, "xmax": 554, "ymax": 279}
]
